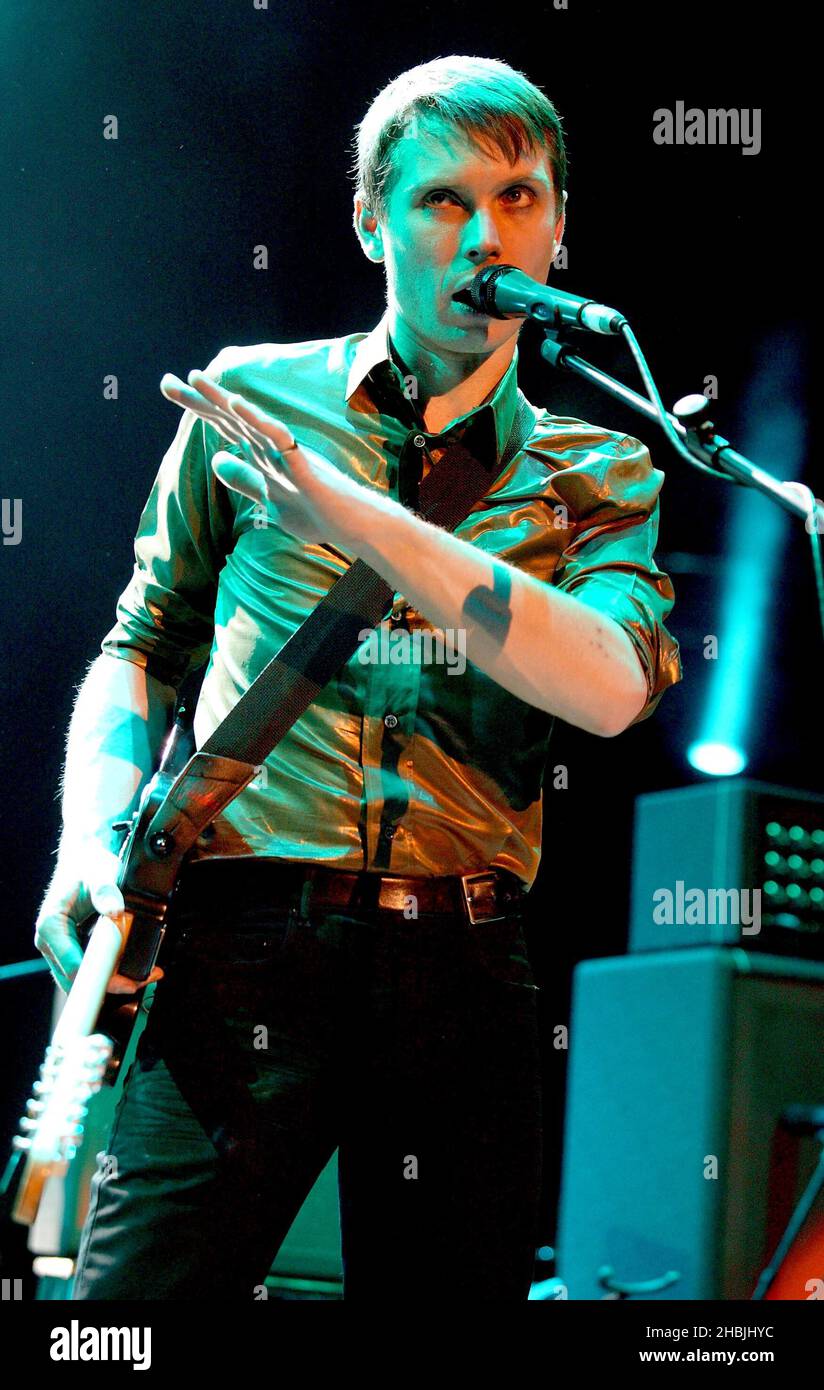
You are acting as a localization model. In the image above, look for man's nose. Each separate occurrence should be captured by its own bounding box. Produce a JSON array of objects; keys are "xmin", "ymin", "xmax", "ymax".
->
[{"xmin": 463, "ymin": 205, "xmax": 503, "ymax": 262}]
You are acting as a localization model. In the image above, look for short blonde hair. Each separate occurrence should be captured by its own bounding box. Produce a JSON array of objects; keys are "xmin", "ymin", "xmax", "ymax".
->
[{"xmin": 351, "ymin": 55, "xmax": 567, "ymax": 219}]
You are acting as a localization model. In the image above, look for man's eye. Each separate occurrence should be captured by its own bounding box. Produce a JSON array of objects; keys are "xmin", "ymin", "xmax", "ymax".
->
[
  {"xmin": 422, "ymin": 186, "xmax": 536, "ymax": 208},
  {"xmin": 501, "ymin": 185, "xmax": 537, "ymax": 205}
]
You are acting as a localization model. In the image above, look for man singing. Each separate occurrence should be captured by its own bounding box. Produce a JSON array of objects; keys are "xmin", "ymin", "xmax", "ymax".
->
[{"xmin": 36, "ymin": 54, "xmax": 681, "ymax": 1300}]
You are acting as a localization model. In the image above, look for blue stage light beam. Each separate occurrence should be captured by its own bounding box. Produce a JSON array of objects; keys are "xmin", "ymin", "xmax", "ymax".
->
[{"xmin": 687, "ymin": 330, "xmax": 807, "ymax": 778}]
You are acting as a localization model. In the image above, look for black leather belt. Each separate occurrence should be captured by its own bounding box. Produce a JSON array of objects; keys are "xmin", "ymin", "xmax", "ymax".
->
[{"xmin": 180, "ymin": 859, "xmax": 527, "ymax": 926}]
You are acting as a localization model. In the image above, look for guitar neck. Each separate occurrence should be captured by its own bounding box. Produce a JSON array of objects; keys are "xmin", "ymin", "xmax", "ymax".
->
[{"xmin": 52, "ymin": 912, "xmax": 131, "ymax": 1046}]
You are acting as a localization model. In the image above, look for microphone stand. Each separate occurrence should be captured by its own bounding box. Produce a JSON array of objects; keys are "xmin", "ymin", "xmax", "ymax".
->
[{"xmin": 540, "ymin": 331, "xmax": 824, "ymax": 642}]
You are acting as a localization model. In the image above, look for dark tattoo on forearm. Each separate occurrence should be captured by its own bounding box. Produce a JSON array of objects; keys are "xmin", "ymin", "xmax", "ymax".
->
[{"xmin": 462, "ymin": 562, "xmax": 513, "ymax": 646}]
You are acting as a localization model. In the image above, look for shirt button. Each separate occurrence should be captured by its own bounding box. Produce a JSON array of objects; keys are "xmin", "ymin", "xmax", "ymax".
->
[
  {"xmin": 412, "ymin": 433, "xmax": 427, "ymax": 448},
  {"xmin": 384, "ymin": 713, "xmax": 399, "ymax": 729}
]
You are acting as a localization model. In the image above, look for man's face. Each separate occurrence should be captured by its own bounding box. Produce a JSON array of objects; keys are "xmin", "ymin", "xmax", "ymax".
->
[{"xmin": 358, "ymin": 118, "xmax": 565, "ymax": 359}]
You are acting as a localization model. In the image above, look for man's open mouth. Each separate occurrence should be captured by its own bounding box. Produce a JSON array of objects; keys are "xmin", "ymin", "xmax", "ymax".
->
[{"xmin": 451, "ymin": 292, "xmax": 487, "ymax": 313}]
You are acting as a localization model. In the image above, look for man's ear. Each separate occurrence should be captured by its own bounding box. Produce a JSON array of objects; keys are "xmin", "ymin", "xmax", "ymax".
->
[
  {"xmin": 353, "ymin": 195, "xmax": 384, "ymax": 263},
  {"xmin": 553, "ymin": 189, "xmax": 567, "ymax": 253}
]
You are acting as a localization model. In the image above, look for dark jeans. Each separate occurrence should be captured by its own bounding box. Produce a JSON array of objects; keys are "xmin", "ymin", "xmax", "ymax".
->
[{"xmin": 72, "ymin": 861, "xmax": 543, "ymax": 1301}]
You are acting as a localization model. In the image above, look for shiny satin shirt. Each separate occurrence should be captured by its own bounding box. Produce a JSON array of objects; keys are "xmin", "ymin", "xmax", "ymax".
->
[{"xmin": 101, "ymin": 311, "xmax": 682, "ymax": 888}]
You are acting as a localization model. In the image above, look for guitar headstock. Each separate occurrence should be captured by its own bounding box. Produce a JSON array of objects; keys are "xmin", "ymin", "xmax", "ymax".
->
[{"xmin": 10, "ymin": 1033, "xmax": 113, "ymax": 1226}]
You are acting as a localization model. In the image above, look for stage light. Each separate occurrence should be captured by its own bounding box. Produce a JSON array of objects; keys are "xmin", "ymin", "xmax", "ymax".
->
[{"xmin": 687, "ymin": 740, "xmax": 747, "ymax": 776}]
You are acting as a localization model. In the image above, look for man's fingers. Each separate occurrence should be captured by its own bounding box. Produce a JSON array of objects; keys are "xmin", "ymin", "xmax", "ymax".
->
[
  {"xmin": 160, "ymin": 376, "xmax": 239, "ymax": 437},
  {"xmin": 225, "ymin": 393, "xmax": 292, "ymax": 446},
  {"xmin": 160, "ymin": 374, "xmax": 250, "ymax": 446},
  {"xmin": 106, "ymin": 965, "xmax": 164, "ymax": 996},
  {"xmin": 162, "ymin": 374, "xmax": 276, "ymax": 464},
  {"xmin": 163, "ymin": 371, "xmax": 307, "ymax": 511},
  {"xmin": 36, "ymin": 917, "xmax": 164, "ymax": 995},
  {"xmin": 165, "ymin": 368, "xmax": 288, "ymax": 460},
  {"xmin": 163, "ymin": 369, "xmax": 292, "ymax": 466},
  {"xmin": 39, "ymin": 925, "xmax": 165, "ymax": 995},
  {"xmin": 185, "ymin": 369, "xmax": 234, "ymax": 408},
  {"xmin": 34, "ymin": 914, "xmax": 85, "ymax": 993},
  {"xmin": 160, "ymin": 372, "xmax": 203, "ymax": 409},
  {"xmin": 163, "ymin": 370, "xmax": 239, "ymax": 433},
  {"xmin": 187, "ymin": 371, "xmax": 284, "ymax": 457},
  {"xmin": 238, "ymin": 433, "xmax": 281, "ymax": 477},
  {"xmin": 212, "ymin": 453, "xmax": 271, "ymax": 506},
  {"xmin": 90, "ymin": 881, "xmax": 124, "ymax": 916},
  {"xmin": 237, "ymin": 435, "xmax": 298, "ymax": 491}
]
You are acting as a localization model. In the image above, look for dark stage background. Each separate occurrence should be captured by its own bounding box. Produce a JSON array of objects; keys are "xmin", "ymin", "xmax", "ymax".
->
[{"xmin": 0, "ymin": 0, "xmax": 816, "ymax": 1271}]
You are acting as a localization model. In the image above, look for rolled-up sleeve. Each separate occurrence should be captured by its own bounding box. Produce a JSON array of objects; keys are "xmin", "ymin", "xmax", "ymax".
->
[
  {"xmin": 550, "ymin": 433, "xmax": 682, "ymax": 726},
  {"xmin": 100, "ymin": 356, "xmax": 236, "ymax": 689}
]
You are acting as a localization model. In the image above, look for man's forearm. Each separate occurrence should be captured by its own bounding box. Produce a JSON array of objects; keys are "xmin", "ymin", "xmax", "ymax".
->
[
  {"xmin": 58, "ymin": 654, "xmax": 177, "ymax": 857},
  {"xmin": 342, "ymin": 491, "xmax": 649, "ymax": 737}
]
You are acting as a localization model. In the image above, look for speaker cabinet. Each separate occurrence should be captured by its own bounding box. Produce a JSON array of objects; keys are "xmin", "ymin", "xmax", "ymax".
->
[
  {"xmin": 629, "ymin": 780, "xmax": 824, "ymax": 956},
  {"xmin": 556, "ymin": 948, "xmax": 824, "ymax": 1300}
]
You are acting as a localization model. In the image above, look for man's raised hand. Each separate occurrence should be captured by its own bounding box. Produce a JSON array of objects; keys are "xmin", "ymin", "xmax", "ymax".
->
[{"xmin": 160, "ymin": 370, "xmax": 374, "ymax": 546}]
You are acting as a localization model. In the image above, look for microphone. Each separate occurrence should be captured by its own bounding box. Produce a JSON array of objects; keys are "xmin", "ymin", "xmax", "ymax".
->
[{"xmin": 453, "ymin": 264, "xmax": 627, "ymax": 335}]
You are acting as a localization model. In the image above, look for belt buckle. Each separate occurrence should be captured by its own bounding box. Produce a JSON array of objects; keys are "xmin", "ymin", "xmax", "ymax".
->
[{"xmin": 459, "ymin": 871, "xmax": 505, "ymax": 926}]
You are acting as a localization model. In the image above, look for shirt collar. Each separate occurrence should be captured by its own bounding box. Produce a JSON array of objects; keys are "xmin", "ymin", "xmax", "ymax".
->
[{"xmin": 345, "ymin": 309, "xmax": 520, "ymax": 463}]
